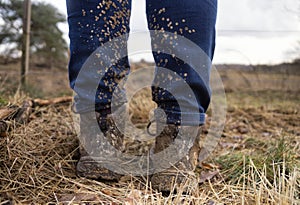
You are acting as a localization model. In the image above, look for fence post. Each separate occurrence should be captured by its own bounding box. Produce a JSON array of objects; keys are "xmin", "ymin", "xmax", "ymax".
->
[{"xmin": 21, "ymin": 0, "xmax": 31, "ymax": 86}]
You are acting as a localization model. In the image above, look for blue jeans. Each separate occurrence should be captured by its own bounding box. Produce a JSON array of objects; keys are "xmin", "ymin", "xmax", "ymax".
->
[{"xmin": 66, "ymin": 0, "xmax": 217, "ymax": 126}]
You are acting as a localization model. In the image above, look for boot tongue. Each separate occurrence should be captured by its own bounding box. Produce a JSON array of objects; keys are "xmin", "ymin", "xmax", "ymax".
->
[
  {"xmin": 96, "ymin": 112, "xmax": 108, "ymax": 132},
  {"xmin": 98, "ymin": 120, "xmax": 108, "ymax": 132}
]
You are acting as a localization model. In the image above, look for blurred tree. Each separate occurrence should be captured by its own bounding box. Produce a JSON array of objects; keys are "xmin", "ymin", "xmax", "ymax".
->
[{"xmin": 0, "ymin": 0, "xmax": 67, "ymax": 68}]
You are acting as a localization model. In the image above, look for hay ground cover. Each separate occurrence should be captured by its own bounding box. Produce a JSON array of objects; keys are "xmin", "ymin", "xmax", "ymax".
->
[{"xmin": 0, "ymin": 63, "xmax": 299, "ymax": 204}]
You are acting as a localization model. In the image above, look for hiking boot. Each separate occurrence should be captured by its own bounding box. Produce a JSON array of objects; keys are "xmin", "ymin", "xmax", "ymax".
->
[
  {"xmin": 76, "ymin": 111, "xmax": 124, "ymax": 181},
  {"xmin": 150, "ymin": 124, "xmax": 201, "ymax": 192}
]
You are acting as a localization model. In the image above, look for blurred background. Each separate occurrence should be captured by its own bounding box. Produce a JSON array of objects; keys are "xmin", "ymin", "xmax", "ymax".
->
[{"xmin": 0, "ymin": 0, "xmax": 299, "ymax": 99}]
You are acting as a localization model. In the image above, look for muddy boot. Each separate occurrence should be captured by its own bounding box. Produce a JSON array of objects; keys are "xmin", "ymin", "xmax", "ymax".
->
[
  {"xmin": 150, "ymin": 124, "xmax": 201, "ymax": 192},
  {"xmin": 76, "ymin": 111, "xmax": 124, "ymax": 181}
]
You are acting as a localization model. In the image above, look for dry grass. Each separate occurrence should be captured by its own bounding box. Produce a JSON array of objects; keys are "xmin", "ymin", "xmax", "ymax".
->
[
  {"xmin": 0, "ymin": 63, "xmax": 299, "ymax": 204},
  {"xmin": 0, "ymin": 91, "xmax": 299, "ymax": 204}
]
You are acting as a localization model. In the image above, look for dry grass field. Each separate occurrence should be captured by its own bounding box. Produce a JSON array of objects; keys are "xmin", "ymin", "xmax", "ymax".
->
[{"xmin": 0, "ymin": 61, "xmax": 299, "ymax": 204}]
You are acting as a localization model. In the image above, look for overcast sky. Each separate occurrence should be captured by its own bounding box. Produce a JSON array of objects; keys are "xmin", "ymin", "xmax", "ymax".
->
[{"xmin": 44, "ymin": 0, "xmax": 300, "ymax": 65}]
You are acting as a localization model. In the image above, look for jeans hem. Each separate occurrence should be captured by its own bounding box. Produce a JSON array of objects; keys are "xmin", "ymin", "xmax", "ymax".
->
[{"xmin": 156, "ymin": 109, "xmax": 206, "ymax": 126}]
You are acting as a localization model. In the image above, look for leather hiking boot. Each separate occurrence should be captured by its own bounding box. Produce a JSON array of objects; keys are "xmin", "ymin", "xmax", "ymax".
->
[
  {"xmin": 150, "ymin": 124, "xmax": 201, "ymax": 192},
  {"xmin": 76, "ymin": 111, "xmax": 124, "ymax": 181}
]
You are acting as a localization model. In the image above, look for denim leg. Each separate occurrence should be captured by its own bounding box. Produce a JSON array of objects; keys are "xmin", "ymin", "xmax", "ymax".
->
[
  {"xmin": 66, "ymin": 0, "xmax": 132, "ymax": 115},
  {"xmin": 146, "ymin": 0, "xmax": 217, "ymax": 125}
]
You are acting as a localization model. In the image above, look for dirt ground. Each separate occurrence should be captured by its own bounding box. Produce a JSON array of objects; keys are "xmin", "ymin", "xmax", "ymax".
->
[{"xmin": 0, "ymin": 61, "xmax": 299, "ymax": 204}]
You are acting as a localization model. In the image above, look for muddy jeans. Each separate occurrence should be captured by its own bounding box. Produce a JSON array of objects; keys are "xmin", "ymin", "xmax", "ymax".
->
[{"xmin": 66, "ymin": 0, "xmax": 217, "ymax": 126}]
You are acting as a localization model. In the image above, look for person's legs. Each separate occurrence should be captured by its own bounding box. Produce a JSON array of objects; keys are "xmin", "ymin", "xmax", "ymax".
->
[
  {"xmin": 67, "ymin": 0, "xmax": 131, "ymax": 116},
  {"xmin": 146, "ymin": 0, "xmax": 217, "ymax": 126},
  {"xmin": 66, "ymin": 0, "xmax": 132, "ymax": 180},
  {"xmin": 146, "ymin": 0, "xmax": 217, "ymax": 191}
]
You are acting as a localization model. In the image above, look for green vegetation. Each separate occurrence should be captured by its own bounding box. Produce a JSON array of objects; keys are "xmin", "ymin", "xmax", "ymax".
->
[
  {"xmin": 0, "ymin": 96, "xmax": 7, "ymax": 106},
  {"xmin": 216, "ymin": 137, "xmax": 299, "ymax": 185}
]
